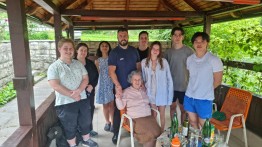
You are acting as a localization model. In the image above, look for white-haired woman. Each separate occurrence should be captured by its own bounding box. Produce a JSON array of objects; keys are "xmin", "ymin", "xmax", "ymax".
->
[{"xmin": 115, "ymin": 70, "xmax": 161, "ymax": 147}]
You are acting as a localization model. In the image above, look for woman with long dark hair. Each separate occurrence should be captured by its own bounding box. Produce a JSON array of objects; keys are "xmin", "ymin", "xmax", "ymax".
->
[{"xmin": 95, "ymin": 41, "xmax": 115, "ymax": 132}]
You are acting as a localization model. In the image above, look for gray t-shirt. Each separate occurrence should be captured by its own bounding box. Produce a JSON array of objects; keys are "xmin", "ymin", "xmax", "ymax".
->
[{"xmin": 165, "ymin": 45, "xmax": 194, "ymax": 92}]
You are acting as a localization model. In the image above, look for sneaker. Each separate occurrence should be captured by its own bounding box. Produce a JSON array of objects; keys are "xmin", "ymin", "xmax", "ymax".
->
[
  {"xmin": 82, "ymin": 139, "xmax": 98, "ymax": 147},
  {"xmin": 110, "ymin": 125, "xmax": 114, "ymax": 133},
  {"xmin": 89, "ymin": 130, "xmax": 98, "ymax": 137},
  {"xmin": 104, "ymin": 123, "xmax": 111, "ymax": 131}
]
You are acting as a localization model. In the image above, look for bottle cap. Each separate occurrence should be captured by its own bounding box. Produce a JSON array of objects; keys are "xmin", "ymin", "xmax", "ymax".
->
[{"xmin": 171, "ymin": 135, "xmax": 180, "ymax": 147}]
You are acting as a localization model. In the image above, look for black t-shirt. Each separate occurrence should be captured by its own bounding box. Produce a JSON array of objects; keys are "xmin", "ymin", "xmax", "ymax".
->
[{"xmin": 137, "ymin": 47, "xmax": 149, "ymax": 60}]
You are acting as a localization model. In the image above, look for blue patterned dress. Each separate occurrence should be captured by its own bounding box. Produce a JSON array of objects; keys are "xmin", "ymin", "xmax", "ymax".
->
[{"xmin": 95, "ymin": 57, "xmax": 114, "ymax": 104}]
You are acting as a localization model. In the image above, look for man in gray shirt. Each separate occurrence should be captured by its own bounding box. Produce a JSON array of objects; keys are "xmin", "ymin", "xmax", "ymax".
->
[{"xmin": 165, "ymin": 27, "xmax": 194, "ymax": 123}]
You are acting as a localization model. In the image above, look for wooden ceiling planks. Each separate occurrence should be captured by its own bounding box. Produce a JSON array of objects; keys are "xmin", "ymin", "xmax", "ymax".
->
[{"xmin": 1, "ymin": 0, "xmax": 262, "ymax": 30}]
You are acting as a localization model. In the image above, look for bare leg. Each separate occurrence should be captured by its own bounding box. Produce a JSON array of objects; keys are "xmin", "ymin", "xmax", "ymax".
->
[
  {"xmin": 170, "ymin": 100, "xmax": 177, "ymax": 120},
  {"xmin": 67, "ymin": 137, "xmax": 76, "ymax": 146},
  {"xmin": 187, "ymin": 111, "xmax": 199, "ymax": 129},
  {"xmin": 158, "ymin": 106, "xmax": 166, "ymax": 132},
  {"xmin": 179, "ymin": 103, "xmax": 186, "ymax": 123},
  {"xmin": 82, "ymin": 134, "xmax": 90, "ymax": 141},
  {"xmin": 109, "ymin": 101, "xmax": 115, "ymax": 125},
  {"xmin": 143, "ymin": 140, "xmax": 156, "ymax": 147},
  {"xmin": 103, "ymin": 103, "xmax": 111, "ymax": 124},
  {"xmin": 198, "ymin": 117, "xmax": 206, "ymax": 127}
]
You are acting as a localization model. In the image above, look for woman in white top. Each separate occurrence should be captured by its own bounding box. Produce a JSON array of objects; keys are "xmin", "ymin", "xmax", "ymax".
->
[
  {"xmin": 184, "ymin": 32, "xmax": 223, "ymax": 128},
  {"xmin": 141, "ymin": 41, "xmax": 173, "ymax": 132}
]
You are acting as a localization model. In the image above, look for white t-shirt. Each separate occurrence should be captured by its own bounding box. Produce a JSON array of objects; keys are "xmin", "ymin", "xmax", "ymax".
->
[{"xmin": 185, "ymin": 52, "xmax": 223, "ymax": 100}]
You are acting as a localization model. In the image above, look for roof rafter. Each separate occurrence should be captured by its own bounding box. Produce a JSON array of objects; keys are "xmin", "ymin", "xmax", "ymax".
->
[
  {"xmin": 73, "ymin": 20, "xmax": 176, "ymax": 26},
  {"xmin": 183, "ymin": 0, "xmax": 202, "ymax": 12},
  {"xmin": 61, "ymin": 10, "xmax": 203, "ymax": 17},
  {"xmin": 207, "ymin": 3, "xmax": 262, "ymax": 15},
  {"xmin": 59, "ymin": 0, "xmax": 75, "ymax": 10},
  {"xmin": 32, "ymin": 0, "xmax": 72, "ymax": 26},
  {"xmin": 160, "ymin": 0, "xmax": 179, "ymax": 12}
]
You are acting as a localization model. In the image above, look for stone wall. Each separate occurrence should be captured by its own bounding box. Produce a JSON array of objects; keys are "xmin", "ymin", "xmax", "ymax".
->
[{"xmin": 0, "ymin": 40, "xmax": 171, "ymax": 87}]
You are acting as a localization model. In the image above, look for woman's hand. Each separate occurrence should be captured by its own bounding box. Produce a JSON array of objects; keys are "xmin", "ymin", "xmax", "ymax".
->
[{"xmin": 86, "ymin": 84, "xmax": 93, "ymax": 93}]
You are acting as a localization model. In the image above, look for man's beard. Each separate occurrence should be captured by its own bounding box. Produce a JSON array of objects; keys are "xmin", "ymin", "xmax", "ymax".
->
[{"xmin": 118, "ymin": 40, "xmax": 128, "ymax": 46}]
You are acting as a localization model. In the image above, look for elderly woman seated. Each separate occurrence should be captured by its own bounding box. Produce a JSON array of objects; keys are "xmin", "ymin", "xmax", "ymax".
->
[{"xmin": 115, "ymin": 70, "xmax": 161, "ymax": 147}]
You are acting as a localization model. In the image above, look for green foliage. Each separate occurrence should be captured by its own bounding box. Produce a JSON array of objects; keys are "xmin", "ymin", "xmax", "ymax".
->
[
  {"xmin": 0, "ymin": 82, "xmax": 16, "ymax": 106},
  {"xmin": 207, "ymin": 17, "xmax": 262, "ymax": 95}
]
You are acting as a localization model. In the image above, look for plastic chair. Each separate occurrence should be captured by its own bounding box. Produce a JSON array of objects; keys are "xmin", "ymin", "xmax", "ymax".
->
[
  {"xmin": 116, "ymin": 107, "xmax": 161, "ymax": 147},
  {"xmin": 210, "ymin": 87, "xmax": 252, "ymax": 147}
]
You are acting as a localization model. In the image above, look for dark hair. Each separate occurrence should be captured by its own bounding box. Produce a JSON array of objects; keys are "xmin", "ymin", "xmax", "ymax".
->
[
  {"xmin": 145, "ymin": 41, "xmax": 163, "ymax": 69},
  {"xmin": 138, "ymin": 31, "xmax": 148, "ymax": 38},
  {"xmin": 117, "ymin": 27, "xmax": 128, "ymax": 33},
  {"xmin": 96, "ymin": 41, "xmax": 112, "ymax": 57},
  {"xmin": 191, "ymin": 32, "xmax": 210, "ymax": 44},
  {"xmin": 75, "ymin": 42, "xmax": 88, "ymax": 58},
  {"xmin": 171, "ymin": 27, "xmax": 185, "ymax": 36}
]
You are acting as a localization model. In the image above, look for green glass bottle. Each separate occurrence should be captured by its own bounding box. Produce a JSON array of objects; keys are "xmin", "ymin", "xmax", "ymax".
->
[
  {"xmin": 170, "ymin": 112, "xmax": 179, "ymax": 139},
  {"xmin": 182, "ymin": 113, "xmax": 189, "ymax": 138},
  {"xmin": 202, "ymin": 119, "xmax": 211, "ymax": 147}
]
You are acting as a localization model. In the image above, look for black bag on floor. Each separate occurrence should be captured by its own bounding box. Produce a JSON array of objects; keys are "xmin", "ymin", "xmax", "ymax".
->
[{"xmin": 47, "ymin": 121, "xmax": 82, "ymax": 147}]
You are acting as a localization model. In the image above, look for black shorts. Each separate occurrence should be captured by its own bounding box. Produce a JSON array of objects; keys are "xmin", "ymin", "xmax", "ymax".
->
[
  {"xmin": 55, "ymin": 98, "xmax": 92, "ymax": 140},
  {"xmin": 172, "ymin": 91, "xmax": 185, "ymax": 104}
]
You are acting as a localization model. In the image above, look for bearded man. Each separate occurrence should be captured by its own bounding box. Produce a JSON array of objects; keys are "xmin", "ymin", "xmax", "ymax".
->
[{"xmin": 108, "ymin": 27, "xmax": 140, "ymax": 144}]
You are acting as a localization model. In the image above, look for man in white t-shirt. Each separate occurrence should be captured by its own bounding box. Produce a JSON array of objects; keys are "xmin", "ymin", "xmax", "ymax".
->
[{"xmin": 184, "ymin": 32, "xmax": 223, "ymax": 128}]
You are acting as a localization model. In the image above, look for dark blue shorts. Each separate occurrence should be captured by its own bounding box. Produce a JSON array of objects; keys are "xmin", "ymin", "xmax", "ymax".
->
[
  {"xmin": 55, "ymin": 98, "xmax": 92, "ymax": 140},
  {"xmin": 172, "ymin": 91, "xmax": 185, "ymax": 104},
  {"xmin": 183, "ymin": 95, "xmax": 212, "ymax": 119}
]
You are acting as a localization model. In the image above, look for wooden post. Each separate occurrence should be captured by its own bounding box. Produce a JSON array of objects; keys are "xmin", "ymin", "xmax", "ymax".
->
[
  {"xmin": 54, "ymin": 12, "xmax": 62, "ymax": 59},
  {"xmin": 6, "ymin": 0, "xmax": 36, "ymax": 146},
  {"xmin": 69, "ymin": 25, "xmax": 74, "ymax": 40},
  {"xmin": 203, "ymin": 15, "xmax": 212, "ymax": 35}
]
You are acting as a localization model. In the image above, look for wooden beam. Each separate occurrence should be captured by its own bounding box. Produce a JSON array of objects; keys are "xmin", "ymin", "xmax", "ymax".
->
[
  {"xmin": 183, "ymin": 0, "xmax": 202, "ymax": 12},
  {"xmin": 54, "ymin": 12, "xmax": 62, "ymax": 58},
  {"xmin": 207, "ymin": 3, "xmax": 262, "ymax": 16},
  {"xmin": 6, "ymin": 0, "xmax": 36, "ymax": 146},
  {"xmin": 59, "ymin": 0, "xmax": 75, "ymax": 10},
  {"xmin": 33, "ymin": 0, "xmax": 72, "ymax": 26},
  {"xmin": 160, "ymin": 0, "xmax": 179, "ymax": 12},
  {"xmin": 126, "ymin": 0, "xmax": 130, "ymax": 10},
  {"xmin": 61, "ymin": 10, "xmax": 203, "ymax": 17},
  {"xmin": 33, "ymin": 0, "xmax": 59, "ymax": 14},
  {"xmin": 74, "ymin": 25, "xmax": 173, "ymax": 30},
  {"xmin": 73, "ymin": 20, "xmax": 176, "ymax": 26},
  {"xmin": 69, "ymin": 25, "xmax": 74, "ymax": 40}
]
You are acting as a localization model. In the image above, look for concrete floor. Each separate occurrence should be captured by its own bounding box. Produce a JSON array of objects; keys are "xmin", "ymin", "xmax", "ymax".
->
[{"xmin": 0, "ymin": 78, "xmax": 261, "ymax": 147}]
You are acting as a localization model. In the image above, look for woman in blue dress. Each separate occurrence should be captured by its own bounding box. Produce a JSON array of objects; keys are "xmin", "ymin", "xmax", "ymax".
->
[{"xmin": 95, "ymin": 41, "xmax": 114, "ymax": 132}]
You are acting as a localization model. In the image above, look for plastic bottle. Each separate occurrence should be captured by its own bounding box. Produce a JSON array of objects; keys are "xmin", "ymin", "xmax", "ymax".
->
[
  {"xmin": 171, "ymin": 135, "xmax": 180, "ymax": 147},
  {"xmin": 202, "ymin": 119, "xmax": 211, "ymax": 147}
]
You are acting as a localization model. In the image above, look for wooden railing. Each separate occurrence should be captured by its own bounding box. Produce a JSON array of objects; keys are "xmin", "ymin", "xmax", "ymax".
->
[
  {"xmin": 35, "ymin": 92, "xmax": 58, "ymax": 147},
  {"xmin": 1, "ymin": 92, "xmax": 58, "ymax": 147}
]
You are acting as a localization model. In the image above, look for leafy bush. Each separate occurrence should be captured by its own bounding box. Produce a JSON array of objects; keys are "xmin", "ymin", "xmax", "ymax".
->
[{"xmin": 0, "ymin": 82, "xmax": 16, "ymax": 106}]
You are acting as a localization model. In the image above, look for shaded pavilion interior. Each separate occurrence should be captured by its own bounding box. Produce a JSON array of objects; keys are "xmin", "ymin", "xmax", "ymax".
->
[{"xmin": 0, "ymin": 0, "xmax": 261, "ymax": 146}]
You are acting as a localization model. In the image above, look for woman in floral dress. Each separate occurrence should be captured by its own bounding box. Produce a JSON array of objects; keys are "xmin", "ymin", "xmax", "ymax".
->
[{"xmin": 95, "ymin": 41, "xmax": 114, "ymax": 132}]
